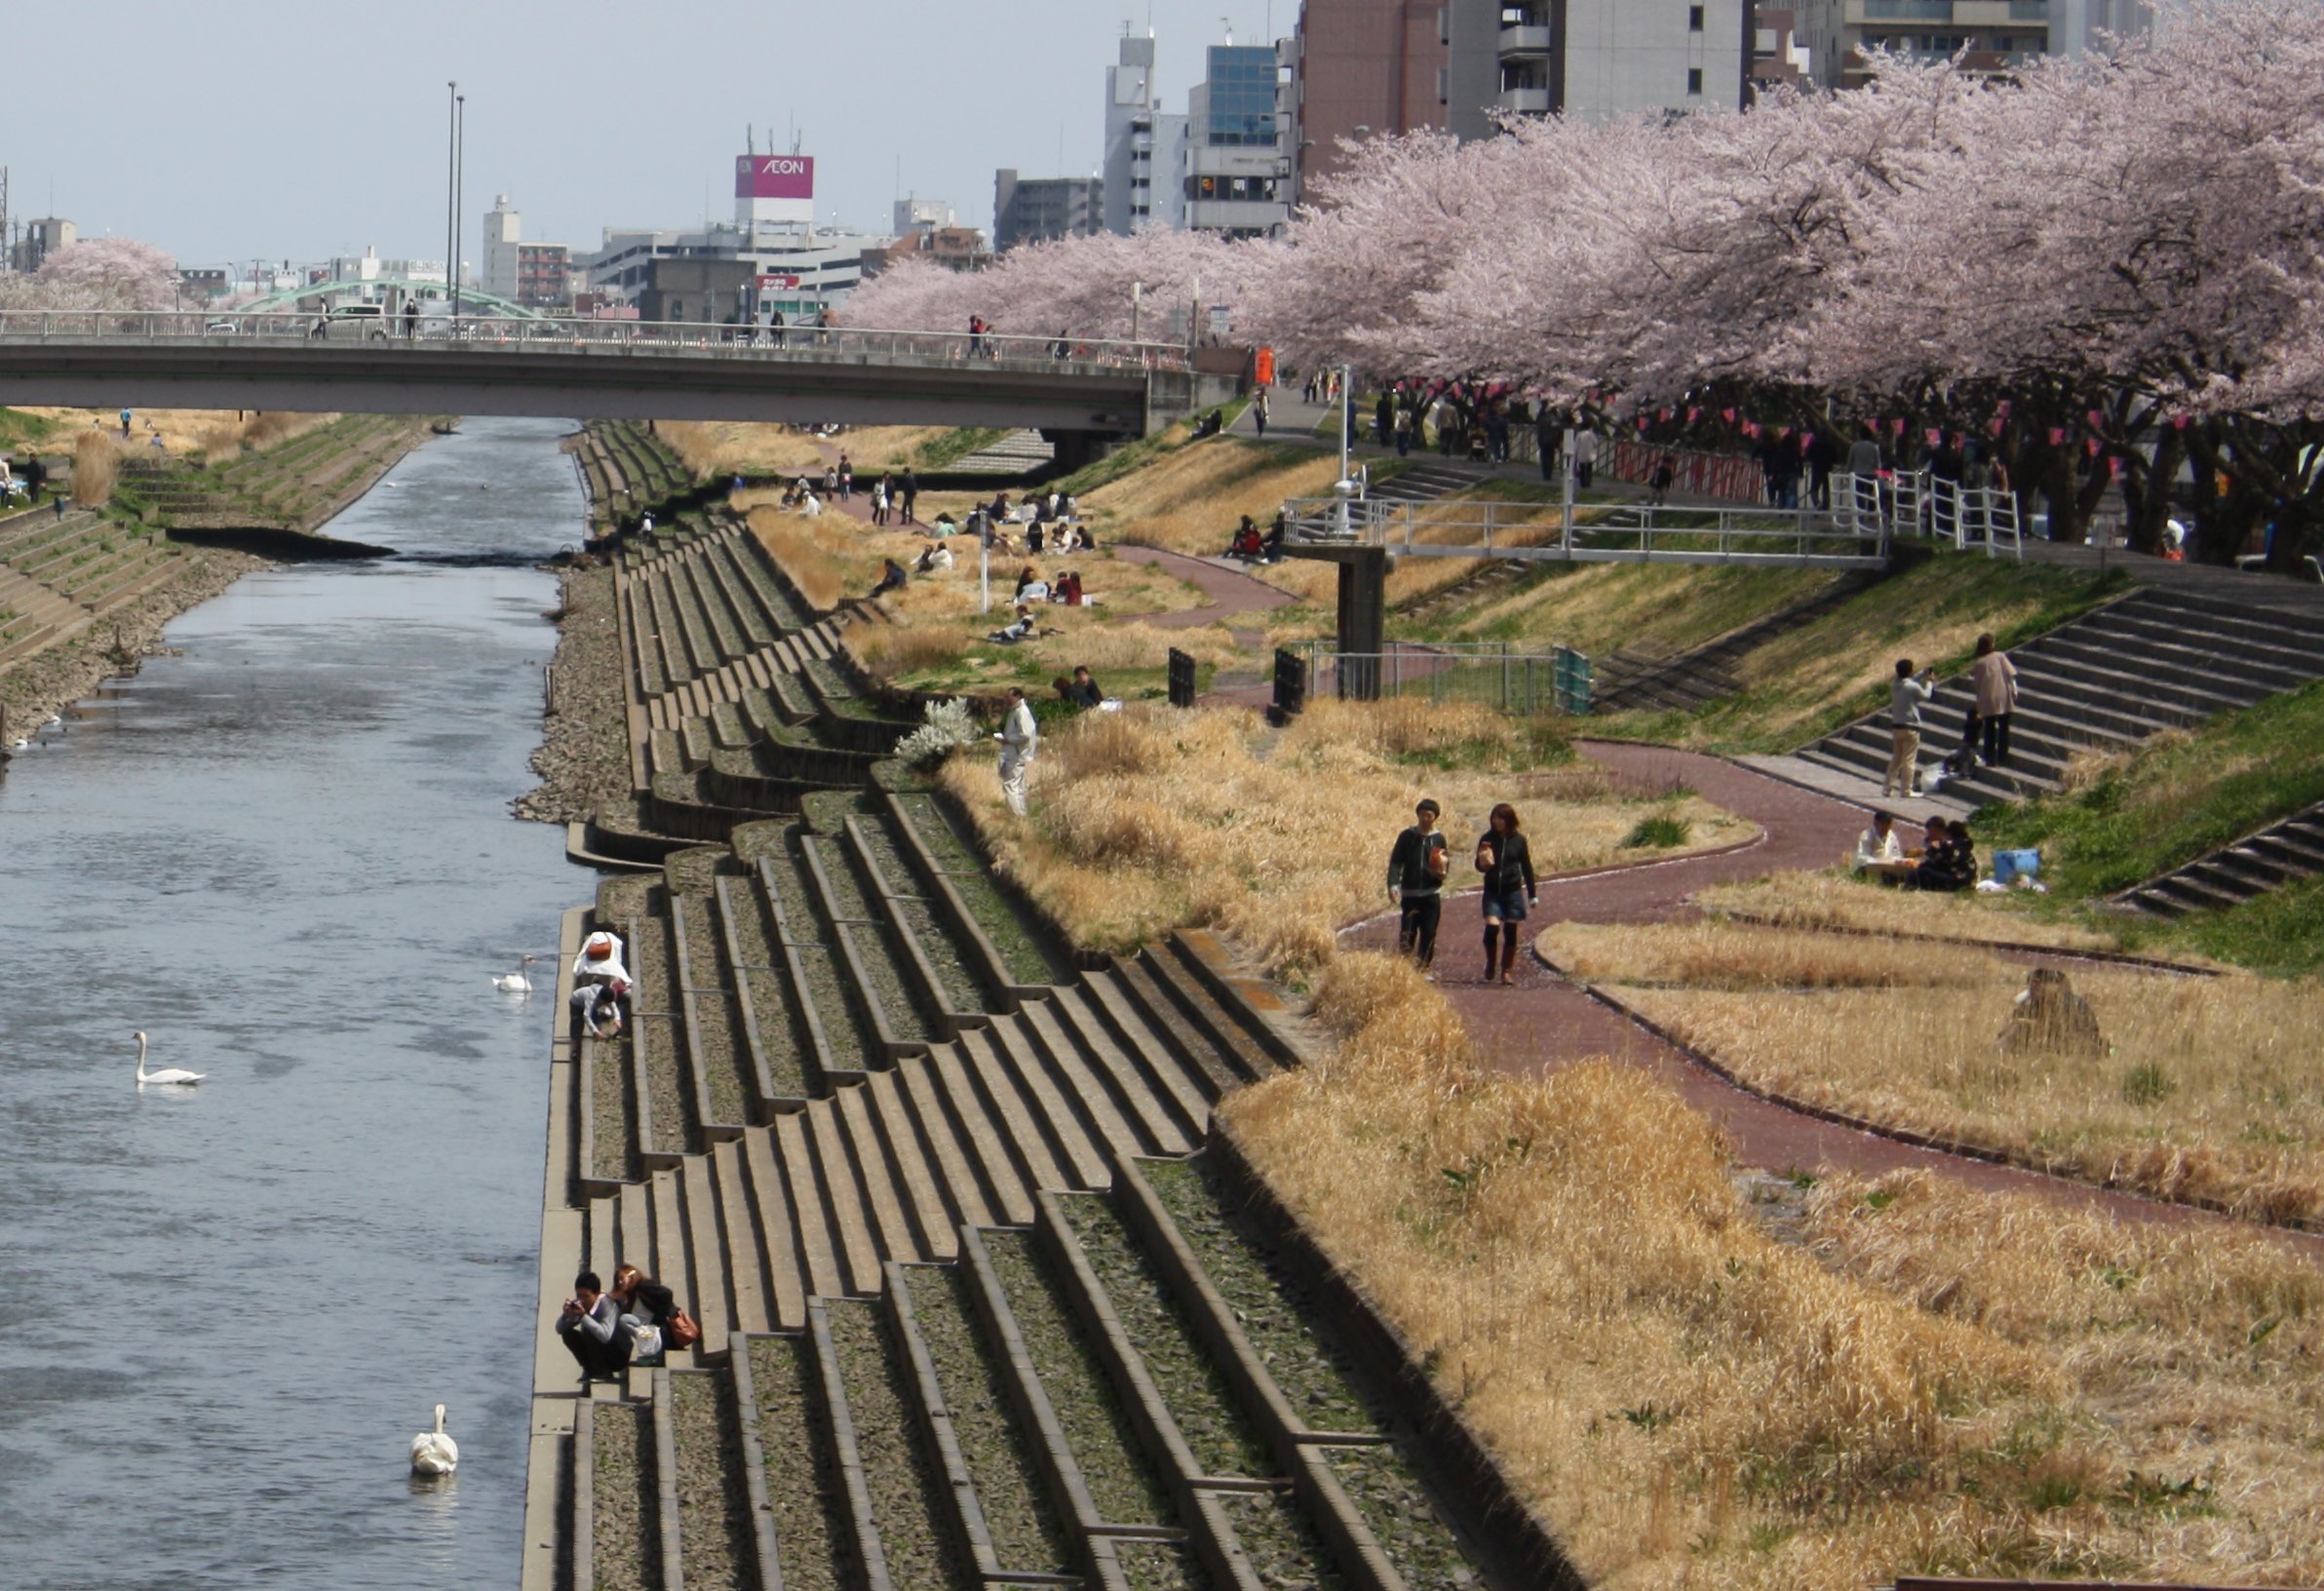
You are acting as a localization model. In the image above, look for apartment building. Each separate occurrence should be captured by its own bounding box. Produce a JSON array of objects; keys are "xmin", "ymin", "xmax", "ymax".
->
[{"xmin": 1794, "ymin": 0, "xmax": 2152, "ymax": 88}]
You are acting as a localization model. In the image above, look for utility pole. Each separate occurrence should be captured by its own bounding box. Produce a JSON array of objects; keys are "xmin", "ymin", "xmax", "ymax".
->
[
  {"xmin": 454, "ymin": 93, "xmax": 467, "ymax": 323},
  {"xmin": 445, "ymin": 82, "xmax": 458, "ymax": 321}
]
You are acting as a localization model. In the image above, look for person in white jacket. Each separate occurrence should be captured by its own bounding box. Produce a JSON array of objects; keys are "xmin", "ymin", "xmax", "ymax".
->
[
  {"xmin": 571, "ymin": 930, "xmax": 632, "ymax": 1038},
  {"xmin": 995, "ymin": 686, "xmax": 1038, "ymax": 816}
]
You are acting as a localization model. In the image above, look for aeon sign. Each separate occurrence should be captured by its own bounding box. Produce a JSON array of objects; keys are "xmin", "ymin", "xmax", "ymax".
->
[{"xmin": 736, "ymin": 156, "xmax": 816, "ymax": 201}]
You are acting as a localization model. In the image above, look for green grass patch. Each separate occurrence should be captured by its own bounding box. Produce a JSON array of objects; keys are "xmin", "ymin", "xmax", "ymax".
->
[
  {"xmin": 1585, "ymin": 556, "xmax": 2129, "ymax": 756},
  {"xmin": 912, "ymin": 426, "xmax": 1010, "ymax": 470},
  {"xmin": 1978, "ymin": 679, "xmax": 2324, "ymax": 899},
  {"xmin": 1621, "ymin": 811, "xmax": 1692, "ymax": 849}
]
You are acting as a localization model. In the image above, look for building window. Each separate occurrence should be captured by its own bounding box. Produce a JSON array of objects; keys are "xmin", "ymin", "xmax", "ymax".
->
[
  {"xmin": 1686, "ymin": 66, "xmax": 1703, "ymax": 94},
  {"xmin": 1438, "ymin": 65, "xmax": 1450, "ymax": 103},
  {"xmin": 1689, "ymin": 4, "xmax": 1704, "ymax": 30}
]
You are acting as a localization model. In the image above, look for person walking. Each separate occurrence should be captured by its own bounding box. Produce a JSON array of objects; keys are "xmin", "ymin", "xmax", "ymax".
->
[
  {"xmin": 1571, "ymin": 425, "xmax": 1599, "ymax": 490},
  {"xmin": 1970, "ymin": 633, "xmax": 2019, "ymax": 768},
  {"xmin": 995, "ymin": 686, "xmax": 1037, "ymax": 816},
  {"xmin": 1884, "ymin": 658, "xmax": 1936, "ymax": 798},
  {"xmin": 1535, "ymin": 409, "xmax": 1561, "ymax": 482},
  {"xmin": 900, "ymin": 468, "xmax": 919, "ymax": 525},
  {"xmin": 1394, "ymin": 404, "xmax": 1414, "ymax": 457},
  {"xmin": 837, "ymin": 453, "xmax": 853, "ymax": 501},
  {"xmin": 1474, "ymin": 804, "xmax": 1538, "ymax": 987},
  {"xmin": 1385, "ymin": 798, "xmax": 1451, "ymax": 977},
  {"xmin": 1375, "ymin": 390, "xmax": 1395, "ymax": 447},
  {"xmin": 872, "ymin": 474, "xmax": 892, "ymax": 527},
  {"xmin": 1253, "ymin": 388, "xmax": 1270, "ymax": 440}
]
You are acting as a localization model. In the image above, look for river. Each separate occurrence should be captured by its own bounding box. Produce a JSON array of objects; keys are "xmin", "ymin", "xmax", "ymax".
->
[{"xmin": 0, "ymin": 416, "xmax": 585, "ymax": 1589}]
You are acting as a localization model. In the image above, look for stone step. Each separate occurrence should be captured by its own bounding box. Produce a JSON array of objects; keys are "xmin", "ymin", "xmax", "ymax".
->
[
  {"xmin": 1021, "ymin": 994, "xmax": 1193, "ymax": 1159},
  {"xmin": 666, "ymin": 1370, "xmax": 758, "ymax": 1591},
  {"xmin": 737, "ymin": 1129, "xmax": 809, "ymax": 1332},
  {"xmin": 833, "ymin": 1079, "xmax": 929, "ymax": 1269},
  {"xmin": 575, "ymin": 1395, "xmax": 672, "ymax": 1591},
  {"xmin": 803, "ymin": 1101, "xmax": 888, "ymax": 1297},
  {"xmin": 815, "ymin": 1297, "xmax": 978, "ymax": 1591},
  {"xmin": 1077, "ymin": 967, "xmax": 1233, "ymax": 1104},
  {"xmin": 770, "ymin": 1112, "xmax": 849, "ymax": 1306},
  {"xmin": 892, "ymin": 1050, "xmax": 1011, "ymax": 1234},
  {"xmin": 924, "ymin": 1041, "xmax": 1039, "ymax": 1226},
  {"xmin": 732, "ymin": 1334, "xmax": 850, "ymax": 1586},
  {"xmin": 710, "ymin": 1141, "xmax": 772, "ymax": 1339},
  {"xmin": 977, "ymin": 1016, "xmax": 1115, "ymax": 1190},
  {"xmin": 1047, "ymin": 984, "xmax": 1209, "ymax": 1151}
]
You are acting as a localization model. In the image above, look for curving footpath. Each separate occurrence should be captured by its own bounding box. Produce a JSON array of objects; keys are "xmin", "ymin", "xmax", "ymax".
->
[{"xmin": 1350, "ymin": 740, "xmax": 2324, "ymax": 1250}]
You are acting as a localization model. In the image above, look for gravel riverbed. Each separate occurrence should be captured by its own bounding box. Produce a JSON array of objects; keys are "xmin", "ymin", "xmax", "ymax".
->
[{"xmin": 517, "ymin": 563, "xmax": 632, "ymax": 824}]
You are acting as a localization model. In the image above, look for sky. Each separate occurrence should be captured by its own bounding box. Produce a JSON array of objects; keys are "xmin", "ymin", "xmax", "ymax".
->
[{"xmin": 4, "ymin": 0, "xmax": 1292, "ymax": 270}]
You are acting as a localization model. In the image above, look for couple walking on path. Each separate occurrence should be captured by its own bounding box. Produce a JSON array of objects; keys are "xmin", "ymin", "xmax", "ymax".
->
[{"xmin": 1386, "ymin": 798, "xmax": 1539, "ymax": 984}]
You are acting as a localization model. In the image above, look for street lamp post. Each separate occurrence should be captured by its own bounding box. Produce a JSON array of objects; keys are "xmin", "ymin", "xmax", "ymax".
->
[
  {"xmin": 445, "ymin": 81, "xmax": 457, "ymax": 329},
  {"xmin": 453, "ymin": 93, "xmax": 467, "ymax": 324}
]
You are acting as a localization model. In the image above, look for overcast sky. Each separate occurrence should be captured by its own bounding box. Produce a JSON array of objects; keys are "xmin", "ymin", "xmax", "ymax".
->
[{"xmin": 9, "ymin": 0, "xmax": 1289, "ymax": 269}]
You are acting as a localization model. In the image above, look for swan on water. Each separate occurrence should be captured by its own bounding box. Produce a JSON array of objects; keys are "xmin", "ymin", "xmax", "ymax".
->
[
  {"xmin": 133, "ymin": 1030, "xmax": 205, "ymax": 1087},
  {"xmin": 492, "ymin": 954, "xmax": 539, "ymax": 993},
  {"xmin": 409, "ymin": 1404, "xmax": 458, "ymax": 1476}
]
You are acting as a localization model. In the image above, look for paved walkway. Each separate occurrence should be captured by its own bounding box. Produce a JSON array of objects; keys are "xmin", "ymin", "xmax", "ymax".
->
[
  {"xmin": 1347, "ymin": 741, "xmax": 2321, "ymax": 1248},
  {"xmin": 1112, "ymin": 545, "xmax": 1295, "ymax": 645}
]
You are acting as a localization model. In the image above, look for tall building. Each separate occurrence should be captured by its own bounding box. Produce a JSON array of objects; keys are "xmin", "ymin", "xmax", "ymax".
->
[
  {"xmin": 894, "ymin": 198, "xmax": 956, "ymax": 236},
  {"xmin": 482, "ymin": 196, "xmax": 523, "ymax": 302},
  {"xmin": 12, "ymin": 216, "xmax": 76, "ymax": 274},
  {"xmin": 1181, "ymin": 40, "xmax": 1297, "ymax": 236},
  {"xmin": 1795, "ymin": 0, "xmax": 2151, "ymax": 88},
  {"xmin": 1291, "ymin": 0, "xmax": 1453, "ymax": 204},
  {"xmin": 992, "ymin": 171, "xmax": 1104, "ymax": 252},
  {"xmin": 1103, "ymin": 33, "xmax": 1166, "ymax": 234},
  {"xmin": 1450, "ymin": 1, "xmax": 1750, "ymax": 123},
  {"xmin": 1750, "ymin": 3, "xmax": 1813, "ymax": 97}
]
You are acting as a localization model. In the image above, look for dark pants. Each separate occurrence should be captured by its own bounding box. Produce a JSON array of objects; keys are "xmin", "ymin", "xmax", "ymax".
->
[
  {"xmin": 1576, "ymin": 462, "xmax": 1594, "ymax": 488},
  {"xmin": 1397, "ymin": 892, "xmax": 1442, "ymax": 967},
  {"xmin": 1982, "ymin": 713, "xmax": 2012, "ymax": 766},
  {"xmin": 560, "ymin": 1323, "xmax": 630, "ymax": 1380}
]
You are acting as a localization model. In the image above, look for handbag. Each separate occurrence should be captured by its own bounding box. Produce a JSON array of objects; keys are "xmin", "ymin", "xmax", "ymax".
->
[{"xmin": 669, "ymin": 1308, "xmax": 702, "ymax": 1350}]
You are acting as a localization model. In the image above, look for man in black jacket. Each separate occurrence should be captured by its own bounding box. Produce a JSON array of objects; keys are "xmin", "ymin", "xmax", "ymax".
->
[{"xmin": 1385, "ymin": 798, "xmax": 1451, "ymax": 976}]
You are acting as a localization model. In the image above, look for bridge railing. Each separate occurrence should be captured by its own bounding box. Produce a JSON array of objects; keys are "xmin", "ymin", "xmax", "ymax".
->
[
  {"xmin": 0, "ymin": 310, "xmax": 1192, "ymax": 372},
  {"xmin": 1281, "ymin": 492, "xmax": 1890, "ymax": 568}
]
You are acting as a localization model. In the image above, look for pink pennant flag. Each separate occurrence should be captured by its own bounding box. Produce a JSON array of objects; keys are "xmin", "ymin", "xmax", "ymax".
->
[
  {"xmin": 1722, "ymin": 407, "xmax": 1737, "ymax": 425},
  {"xmin": 1657, "ymin": 407, "xmax": 1672, "ymax": 422},
  {"xmin": 2172, "ymin": 413, "xmax": 2191, "ymax": 430},
  {"xmin": 1991, "ymin": 417, "xmax": 2006, "ymax": 437},
  {"xmin": 1996, "ymin": 400, "xmax": 2012, "ymax": 420},
  {"xmin": 1890, "ymin": 417, "xmax": 1907, "ymax": 437},
  {"xmin": 2086, "ymin": 408, "xmax": 2104, "ymax": 430},
  {"xmin": 1637, "ymin": 415, "xmax": 1650, "ymax": 430},
  {"xmin": 2109, "ymin": 454, "xmax": 2121, "ymax": 480},
  {"xmin": 1742, "ymin": 421, "xmax": 1760, "ymax": 437},
  {"xmin": 1776, "ymin": 426, "xmax": 1792, "ymax": 441},
  {"xmin": 2048, "ymin": 427, "xmax": 2067, "ymax": 446},
  {"xmin": 1686, "ymin": 407, "xmax": 1701, "ymax": 424},
  {"xmin": 2086, "ymin": 438, "xmax": 2102, "ymax": 457}
]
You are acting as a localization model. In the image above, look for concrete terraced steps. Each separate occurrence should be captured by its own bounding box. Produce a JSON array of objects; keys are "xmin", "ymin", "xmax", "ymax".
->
[
  {"xmin": 1786, "ymin": 586, "xmax": 2324, "ymax": 811},
  {"xmin": 599, "ymin": 512, "xmax": 917, "ymax": 847},
  {"xmin": 569, "ymin": 419, "xmax": 695, "ymax": 530},
  {"xmin": 949, "ymin": 428, "xmax": 1057, "ymax": 477},
  {"xmin": 561, "ymin": 1152, "xmax": 1494, "ymax": 1591},
  {"xmin": 0, "ymin": 509, "xmax": 190, "ymax": 669},
  {"xmin": 1593, "ymin": 571, "xmax": 1879, "ymax": 714},
  {"xmin": 527, "ymin": 785, "xmax": 1508, "ymax": 1591},
  {"xmin": 2121, "ymin": 799, "xmax": 2324, "ymax": 917}
]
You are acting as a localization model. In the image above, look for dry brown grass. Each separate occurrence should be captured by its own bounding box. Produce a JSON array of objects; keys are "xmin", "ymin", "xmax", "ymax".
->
[
  {"xmin": 69, "ymin": 430, "xmax": 119, "ymax": 506},
  {"xmin": 939, "ymin": 699, "xmax": 1750, "ymax": 971},
  {"xmin": 181, "ymin": 409, "xmax": 329, "ymax": 462},
  {"xmin": 1555, "ymin": 919, "xmax": 2324, "ymax": 1223},
  {"xmin": 1226, "ymin": 951, "xmax": 2324, "ymax": 1589},
  {"xmin": 1694, "ymin": 871, "xmax": 2125, "ymax": 952},
  {"xmin": 25, "ymin": 407, "xmax": 332, "ymax": 459},
  {"xmin": 748, "ymin": 511, "xmax": 853, "ymax": 612},
  {"xmin": 661, "ymin": 422, "xmax": 949, "ymax": 480}
]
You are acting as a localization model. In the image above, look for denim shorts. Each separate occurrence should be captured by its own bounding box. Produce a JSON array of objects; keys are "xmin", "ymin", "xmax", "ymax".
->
[{"xmin": 1481, "ymin": 887, "xmax": 1530, "ymax": 923}]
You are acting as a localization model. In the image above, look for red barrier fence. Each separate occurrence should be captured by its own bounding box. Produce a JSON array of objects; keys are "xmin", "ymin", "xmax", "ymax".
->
[{"xmin": 1607, "ymin": 440, "xmax": 1766, "ymax": 504}]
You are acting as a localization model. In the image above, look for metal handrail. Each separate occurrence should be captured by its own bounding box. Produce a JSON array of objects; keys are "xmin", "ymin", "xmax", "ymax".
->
[
  {"xmin": 1281, "ymin": 492, "xmax": 1889, "ymax": 566},
  {"xmin": 0, "ymin": 309, "xmax": 1193, "ymax": 372}
]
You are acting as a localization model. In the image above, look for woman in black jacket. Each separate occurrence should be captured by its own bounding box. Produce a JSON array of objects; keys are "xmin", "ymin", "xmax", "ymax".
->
[
  {"xmin": 1474, "ymin": 803, "xmax": 1539, "ymax": 986},
  {"xmin": 610, "ymin": 1263, "xmax": 678, "ymax": 1360}
]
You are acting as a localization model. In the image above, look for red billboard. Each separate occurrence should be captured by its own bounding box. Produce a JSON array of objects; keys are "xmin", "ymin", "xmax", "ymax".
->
[{"xmin": 736, "ymin": 155, "xmax": 815, "ymax": 201}]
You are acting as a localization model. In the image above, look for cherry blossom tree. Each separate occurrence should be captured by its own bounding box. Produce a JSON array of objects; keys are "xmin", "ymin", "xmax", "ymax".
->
[{"xmin": 27, "ymin": 239, "xmax": 180, "ymax": 310}]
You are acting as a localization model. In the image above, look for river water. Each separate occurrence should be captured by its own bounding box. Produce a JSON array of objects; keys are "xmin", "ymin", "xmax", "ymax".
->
[{"xmin": 0, "ymin": 416, "xmax": 585, "ymax": 1589}]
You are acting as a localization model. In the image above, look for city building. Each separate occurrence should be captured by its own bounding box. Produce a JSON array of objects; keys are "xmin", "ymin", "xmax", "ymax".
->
[
  {"xmin": 480, "ymin": 197, "xmax": 576, "ymax": 310},
  {"xmin": 894, "ymin": 198, "xmax": 956, "ymax": 235},
  {"xmin": 1290, "ymin": 1, "xmax": 1454, "ymax": 203},
  {"xmin": 577, "ymin": 150, "xmax": 887, "ymax": 324},
  {"xmin": 12, "ymin": 216, "xmax": 76, "ymax": 274},
  {"xmin": 1449, "ymin": 1, "xmax": 1750, "ymax": 125},
  {"xmin": 1750, "ymin": 3, "xmax": 1813, "ymax": 97},
  {"xmin": 992, "ymin": 171, "xmax": 1104, "ymax": 252},
  {"xmin": 1794, "ymin": 0, "xmax": 2152, "ymax": 89},
  {"xmin": 1180, "ymin": 40, "xmax": 1297, "ymax": 237},
  {"xmin": 175, "ymin": 267, "xmax": 231, "ymax": 301},
  {"xmin": 1103, "ymin": 33, "xmax": 1191, "ymax": 233},
  {"xmin": 860, "ymin": 225, "xmax": 990, "ymax": 280}
]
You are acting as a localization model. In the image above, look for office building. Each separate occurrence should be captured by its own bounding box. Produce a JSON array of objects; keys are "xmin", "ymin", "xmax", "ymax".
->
[
  {"xmin": 12, "ymin": 216, "xmax": 76, "ymax": 274},
  {"xmin": 1103, "ymin": 33, "xmax": 1190, "ymax": 233},
  {"xmin": 1795, "ymin": 0, "xmax": 2152, "ymax": 88},
  {"xmin": 1751, "ymin": 3, "xmax": 1813, "ymax": 97},
  {"xmin": 480, "ymin": 197, "xmax": 575, "ymax": 309},
  {"xmin": 992, "ymin": 171, "xmax": 1104, "ymax": 252},
  {"xmin": 1449, "ymin": 1, "xmax": 1749, "ymax": 125},
  {"xmin": 1290, "ymin": 1, "xmax": 1452, "ymax": 204},
  {"xmin": 1180, "ymin": 41, "xmax": 1296, "ymax": 236}
]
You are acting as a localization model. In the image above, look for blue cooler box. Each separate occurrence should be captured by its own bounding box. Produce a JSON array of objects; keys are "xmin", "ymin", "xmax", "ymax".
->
[{"xmin": 1993, "ymin": 848, "xmax": 2041, "ymax": 885}]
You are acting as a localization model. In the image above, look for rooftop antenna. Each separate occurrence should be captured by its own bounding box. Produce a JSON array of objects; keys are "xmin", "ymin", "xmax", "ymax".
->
[
  {"xmin": 748, "ymin": 124, "xmax": 755, "ymax": 156},
  {"xmin": 1221, "ymin": 16, "xmax": 1233, "ymax": 43}
]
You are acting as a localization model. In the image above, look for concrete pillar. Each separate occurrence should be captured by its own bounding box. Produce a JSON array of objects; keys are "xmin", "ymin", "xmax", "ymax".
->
[{"xmin": 1336, "ymin": 549, "xmax": 1387, "ymax": 701}]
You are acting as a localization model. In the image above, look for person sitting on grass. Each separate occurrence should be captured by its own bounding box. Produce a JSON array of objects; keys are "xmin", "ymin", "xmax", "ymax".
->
[
  {"xmin": 1227, "ymin": 516, "xmax": 1264, "ymax": 560},
  {"xmin": 1064, "ymin": 665, "xmax": 1104, "ymax": 710},
  {"xmin": 1912, "ymin": 819, "xmax": 1976, "ymax": 892},
  {"xmin": 915, "ymin": 542, "xmax": 954, "ymax": 574},
  {"xmin": 1053, "ymin": 569, "xmax": 1084, "ymax": 605},
  {"xmin": 1852, "ymin": 810, "xmax": 1917, "ymax": 882},
  {"xmin": 989, "ymin": 604, "xmax": 1036, "ymax": 644},
  {"xmin": 1015, "ymin": 565, "xmax": 1051, "ymax": 602},
  {"xmin": 930, "ymin": 511, "xmax": 959, "ymax": 538},
  {"xmin": 1259, "ymin": 514, "xmax": 1287, "ymax": 563},
  {"xmin": 556, "ymin": 1271, "xmax": 631, "ymax": 1384},
  {"xmin": 870, "ymin": 558, "xmax": 909, "ymax": 599}
]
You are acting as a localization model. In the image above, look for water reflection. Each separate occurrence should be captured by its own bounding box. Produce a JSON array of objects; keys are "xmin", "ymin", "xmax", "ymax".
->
[{"xmin": 0, "ymin": 416, "xmax": 584, "ymax": 1589}]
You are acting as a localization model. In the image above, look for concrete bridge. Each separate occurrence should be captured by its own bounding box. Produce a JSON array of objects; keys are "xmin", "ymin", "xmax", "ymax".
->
[{"xmin": 0, "ymin": 311, "xmax": 1232, "ymax": 443}]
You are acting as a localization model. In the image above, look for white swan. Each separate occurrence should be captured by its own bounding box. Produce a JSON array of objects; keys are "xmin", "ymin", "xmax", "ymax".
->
[
  {"xmin": 410, "ymin": 1404, "xmax": 459, "ymax": 1476},
  {"xmin": 492, "ymin": 954, "xmax": 539, "ymax": 993},
  {"xmin": 133, "ymin": 1030, "xmax": 205, "ymax": 1087}
]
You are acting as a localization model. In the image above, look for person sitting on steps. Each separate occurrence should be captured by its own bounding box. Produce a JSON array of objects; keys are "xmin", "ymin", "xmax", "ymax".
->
[
  {"xmin": 1475, "ymin": 803, "xmax": 1539, "ymax": 986},
  {"xmin": 571, "ymin": 930, "xmax": 631, "ymax": 1039},
  {"xmin": 556, "ymin": 1271, "xmax": 631, "ymax": 1384},
  {"xmin": 609, "ymin": 1263, "xmax": 679, "ymax": 1363}
]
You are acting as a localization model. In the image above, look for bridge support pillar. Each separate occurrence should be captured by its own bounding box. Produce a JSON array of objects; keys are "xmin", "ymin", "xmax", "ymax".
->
[
  {"xmin": 1042, "ymin": 430, "xmax": 1121, "ymax": 476},
  {"xmin": 1336, "ymin": 548, "xmax": 1387, "ymax": 702}
]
